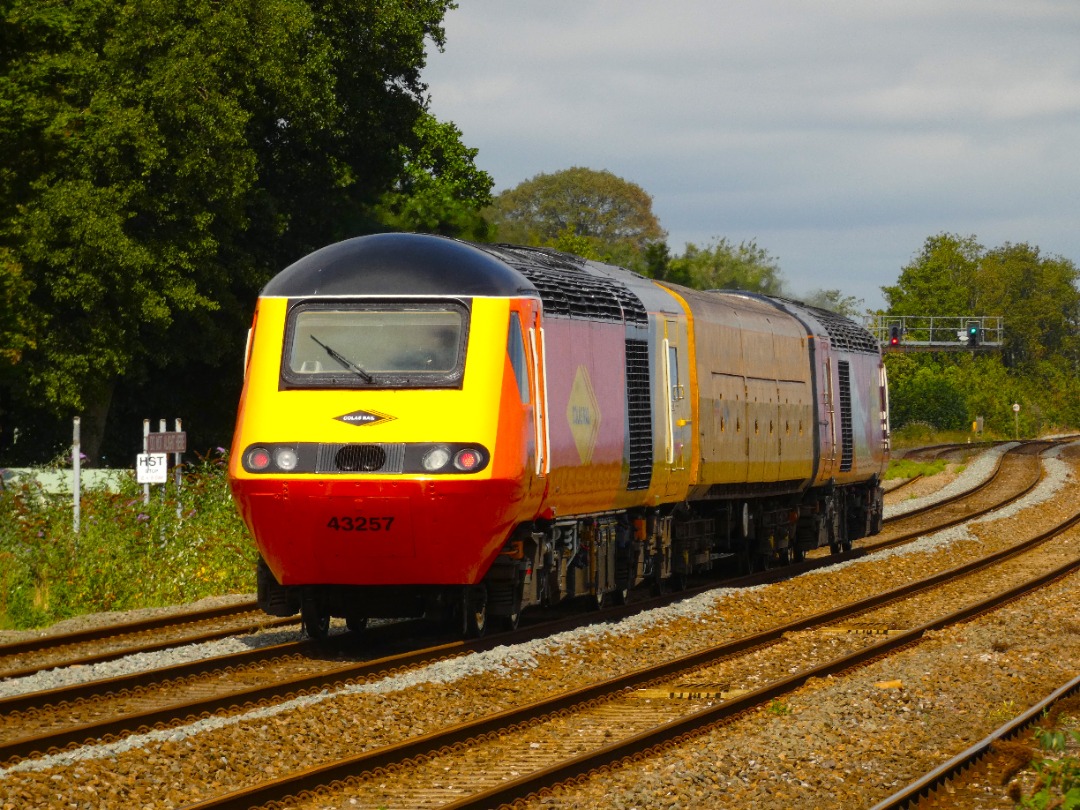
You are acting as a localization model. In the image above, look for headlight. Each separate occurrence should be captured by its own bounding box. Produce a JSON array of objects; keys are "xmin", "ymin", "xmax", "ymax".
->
[
  {"xmin": 274, "ymin": 447, "xmax": 298, "ymax": 471},
  {"xmin": 422, "ymin": 446, "xmax": 452, "ymax": 471}
]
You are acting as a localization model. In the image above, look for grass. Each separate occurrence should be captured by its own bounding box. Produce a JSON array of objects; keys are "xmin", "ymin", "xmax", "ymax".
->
[
  {"xmin": 0, "ymin": 450, "xmax": 257, "ymax": 630},
  {"xmin": 884, "ymin": 458, "xmax": 949, "ymax": 481},
  {"xmin": 1007, "ymin": 705, "xmax": 1080, "ymax": 809}
]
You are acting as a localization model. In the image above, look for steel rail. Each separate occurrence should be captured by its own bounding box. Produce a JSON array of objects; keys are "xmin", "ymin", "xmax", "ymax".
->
[
  {"xmin": 879, "ymin": 440, "xmax": 1044, "ymax": 525},
  {"xmin": 0, "ymin": 600, "xmax": 260, "ymax": 658},
  {"xmin": 868, "ymin": 672, "xmax": 1080, "ymax": 810},
  {"xmin": 177, "ymin": 508, "xmax": 1080, "ymax": 810},
  {"xmin": 446, "ymin": 545, "xmax": 1080, "ymax": 810},
  {"xmin": 0, "ymin": 442, "xmax": 1053, "ymax": 767},
  {"xmin": 0, "ymin": 614, "xmax": 298, "ymax": 682}
]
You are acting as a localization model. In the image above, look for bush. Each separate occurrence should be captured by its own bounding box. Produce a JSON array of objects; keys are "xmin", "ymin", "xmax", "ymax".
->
[{"xmin": 0, "ymin": 450, "xmax": 256, "ymax": 630}]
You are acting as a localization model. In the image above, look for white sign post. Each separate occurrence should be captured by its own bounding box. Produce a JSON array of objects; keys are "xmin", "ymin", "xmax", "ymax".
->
[
  {"xmin": 136, "ymin": 453, "xmax": 169, "ymax": 484},
  {"xmin": 1012, "ymin": 403, "xmax": 1020, "ymax": 440}
]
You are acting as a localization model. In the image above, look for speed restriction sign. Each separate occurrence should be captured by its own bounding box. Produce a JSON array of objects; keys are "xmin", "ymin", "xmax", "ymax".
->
[{"xmin": 136, "ymin": 453, "xmax": 168, "ymax": 483}]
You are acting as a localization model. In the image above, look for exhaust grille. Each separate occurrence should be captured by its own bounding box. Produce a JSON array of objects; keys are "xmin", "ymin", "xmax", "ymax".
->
[{"xmin": 317, "ymin": 443, "xmax": 405, "ymax": 474}]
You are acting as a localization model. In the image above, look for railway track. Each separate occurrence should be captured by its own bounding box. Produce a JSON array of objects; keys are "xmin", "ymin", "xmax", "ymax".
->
[
  {"xmin": 2, "ymin": 444, "xmax": 1071, "ymax": 810},
  {"xmin": 0, "ymin": 441, "xmax": 1055, "ymax": 770},
  {"xmin": 868, "ymin": 673, "xmax": 1080, "ymax": 810},
  {"xmin": 178, "ymin": 497, "xmax": 1080, "ymax": 809},
  {"xmin": 0, "ymin": 601, "xmax": 295, "ymax": 680}
]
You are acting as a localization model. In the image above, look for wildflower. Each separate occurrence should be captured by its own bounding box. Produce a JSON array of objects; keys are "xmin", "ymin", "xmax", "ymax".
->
[{"xmin": 137, "ymin": 513, "xmax": 150, "ymax": 522}]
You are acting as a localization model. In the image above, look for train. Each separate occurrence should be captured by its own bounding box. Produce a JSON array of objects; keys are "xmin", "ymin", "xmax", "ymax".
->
[{"xmin": 228, "ymin": 232, "xmax": 890, "ymax": 639}]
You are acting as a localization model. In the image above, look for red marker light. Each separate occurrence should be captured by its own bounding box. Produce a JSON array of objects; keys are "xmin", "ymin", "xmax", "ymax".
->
[
  {"xmin": 453, "ymin": 448, "xmax": 482, "ymax": 471},
  {"xmin": 246, "ymin": 447, "xmax": 272, "ymax": 471}
]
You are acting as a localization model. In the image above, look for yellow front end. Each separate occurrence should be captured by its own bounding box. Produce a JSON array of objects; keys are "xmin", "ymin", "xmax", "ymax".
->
[{"xmin": 229, "ymin": 296, "xmax": 534, "ymax": 587}]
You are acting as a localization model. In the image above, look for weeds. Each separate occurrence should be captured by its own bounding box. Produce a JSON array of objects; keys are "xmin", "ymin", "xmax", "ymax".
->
[
  {"xmin": 885, "ymin": 458, "xmax": 948, "ymax": 481},
  {"xmin": 0, "ymin": 450, "xmax": 256, "ymax": 630},
  {"xmin": 767, "ymin": 699, "xmax": 793, "ymax": 716},
  {"xmin": 1008, "ymin": 710, "xmax": 1080, "ymax": 809}
]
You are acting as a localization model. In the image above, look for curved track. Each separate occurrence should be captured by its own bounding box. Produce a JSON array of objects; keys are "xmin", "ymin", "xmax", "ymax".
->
[
  {"xmin": 178, "ymin": 496, "xmax": 1080, "ymax": 809},
  {"xmin": 0, "ymin": 442, "xmax": 1056, "ymax": 771}
]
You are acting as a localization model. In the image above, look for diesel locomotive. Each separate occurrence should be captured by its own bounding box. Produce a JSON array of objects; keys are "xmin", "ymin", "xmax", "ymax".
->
[{"xmin": 228, "ymin": 233, "xmax": 890, "ymax": 638}]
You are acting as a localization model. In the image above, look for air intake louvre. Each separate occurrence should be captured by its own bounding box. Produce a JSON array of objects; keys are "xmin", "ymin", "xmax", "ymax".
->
[
  {"xmin": 478, "ymin": 244, "xmax": 648, "ymax": 324},
  {"xmin": 625, "ymin": 339, "xmax": 653, "ymax": 490},
  {"xmin": 838, "ymin": 361, "xmax": 854, "ymax": 472},
  {"xmin": 317, "ymin": 443, "xmax": 405, "ymax": 474}
]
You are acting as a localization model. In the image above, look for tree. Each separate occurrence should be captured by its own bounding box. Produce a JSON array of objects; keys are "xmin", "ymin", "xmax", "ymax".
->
[
  {"xmin": 881, "ymin": 234, "xmax": 1080, "ymax": 367},
  {"xmin": 975, "ymin": 242, "xmax": 1080, "ymax": 366},
  {"xmin": 375, "ymin": 112, "xmax": 494, "ymax": 241},
  {"xmin": 1, "ymin": 0, "xmax": 474, "ymax": 463},
  {"xmin": 665, "ymin": 238, "xmax": 786, "ymax": 294},
  {"xmin": 882, "ymin": 233, "xmax": 983, "ymax": 316},
  {"xmin": 487, "ymin": 167, "xmax": 665, "ymax": 272},
  {"xmin": 886, "ymin": 361, "xmax": 968, "ymax": 431}
]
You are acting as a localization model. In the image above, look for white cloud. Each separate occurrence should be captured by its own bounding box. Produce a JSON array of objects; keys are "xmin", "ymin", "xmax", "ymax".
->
[{"xmin": 423, "ymin": 0, "xmax": 1080, "ymax": 307}]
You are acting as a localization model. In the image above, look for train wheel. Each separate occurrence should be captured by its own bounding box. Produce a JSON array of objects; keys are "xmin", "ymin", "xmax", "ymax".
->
[
  {"xmin": 612, "ymin": 585, "xmax": 630, "ymax": 606},
  {"xmin": 345, "ymin": 614, "xmax": 367, "ymax": 634},
  {"xmin": 301, "ymin": 594, "xmax": 330, "ymax": 641},
  {"xmin": 499, "ymin": 582, "xmax": 523, "ymax": 632},
  {"xmin": 462, "ymin": 585, "xmax": 488, "ymax": 638},
  {"xmin": 592, "ymin": 589, "xmax": 607, "ymax": 611}
]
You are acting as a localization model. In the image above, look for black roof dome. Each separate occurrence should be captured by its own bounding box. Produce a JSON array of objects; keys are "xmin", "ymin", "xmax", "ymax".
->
[{"xmin": 262, "ymin": 233, "xmax": 538, "ymax": 298}]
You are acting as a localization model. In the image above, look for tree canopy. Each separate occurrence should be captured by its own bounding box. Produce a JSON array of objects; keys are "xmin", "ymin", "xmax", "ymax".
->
[
  {"xmin": 487, "ymin": 167, "xmax": 665, "ymax": 272},
  {"xmin": 0, "ymin": 0, "xmax": 489, "ymax": 462},
  {"xmin": 661, "ymin": 238, "xmax": 786, "ymax": 295},
  {"xmin": 883, "ymin": 233, "xmax": 1080, "ymax": 367},
  {"xmin": 883, "ymin": 233, "xmax": 1080, "ymax": 438}
]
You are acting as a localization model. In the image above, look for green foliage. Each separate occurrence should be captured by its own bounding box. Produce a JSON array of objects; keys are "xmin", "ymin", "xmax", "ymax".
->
[
  {"xmin": 882, "ymin": 233, "xmax": 1080, "ymax": 370},
  {"xmin": 1016, "ymin": 725, "xmax": 1080, "ymax": 809},
  {"xmin": 665, "ymin": 238, "xmax": 786, "ymax": 294},
  {"xmin": 885, "ymin": 358, "xmax": 968, "ymax": 431},
  {"xmin": 487, "ymin": 167, "xmax": 666, "ymax": 273},
  {"xmin": 0, "ymin": 0, "xmax": 476, "ymax": 463},
  {"xmin": 884, "ymin": 347, "xmax": 1080, "ymax": 439},
  {"xmin": 884, "ymin": 458, "xmax": 947, "ymax": 481},
  {"xmin": 374, "ymin": 112, "xmax": 494, "ymax": 240},
  {"xmin": 0, "ymin": 451, "xmax": 255, "ymax": 629},
  {"xmin": 883, "ymin": 233, "xmax": 983, "ymax": 316},
  {"xmin": 767, "ymin": 698, "xmax": 793, "ymax": 716}
]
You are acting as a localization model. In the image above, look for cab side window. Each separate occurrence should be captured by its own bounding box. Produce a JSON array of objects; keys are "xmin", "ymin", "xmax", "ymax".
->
[{"xmin": 507, "ymin": 314, "xmax": 530, "ymax": 404}]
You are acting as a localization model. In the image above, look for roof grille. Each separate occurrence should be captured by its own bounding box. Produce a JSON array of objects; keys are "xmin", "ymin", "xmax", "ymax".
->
[{"xmin": 478, "ymin": 244, "xmax": 648, "ymax": 324}]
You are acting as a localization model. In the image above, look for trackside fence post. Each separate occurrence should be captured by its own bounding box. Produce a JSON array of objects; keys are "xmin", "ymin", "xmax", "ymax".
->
[{"xmin": 72, "ymin": 416, "xmax": 81, "ymax": 538}]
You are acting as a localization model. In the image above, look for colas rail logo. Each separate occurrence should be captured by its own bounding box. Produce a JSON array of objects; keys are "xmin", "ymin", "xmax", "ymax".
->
[
  {"xmin": 566, "ymin": 366, "xmax": 601, "ymax": 464},
  {"xmin": 335, "ymin": 409, "xmax": 396, "ymax": 427}
]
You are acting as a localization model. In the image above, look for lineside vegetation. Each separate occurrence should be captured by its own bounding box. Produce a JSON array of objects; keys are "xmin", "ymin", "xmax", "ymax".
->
[{"xmin": 0, "ymin": 450, "xmax": 253, "ymax": 630}]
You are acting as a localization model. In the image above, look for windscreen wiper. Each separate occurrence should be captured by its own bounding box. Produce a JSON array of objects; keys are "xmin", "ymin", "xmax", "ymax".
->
[{"xmin": 309, "ymin": 335, "xmax": 374, "ymax": 383}]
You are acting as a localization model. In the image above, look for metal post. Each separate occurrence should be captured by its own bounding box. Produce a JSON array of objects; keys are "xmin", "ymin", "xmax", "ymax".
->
[
  {"xmin": 174, "ymin": 417, "xmax": 183, "ymax": 520},
  {"xmin": 159, "ymin": 419, "xmax": 167, "ymax": 543},
  {"xmin": 143, "ymin": 419, "xmax": 150, "ymax": 505},
  {"xmin": 73, "ymin": 416, "xmax": 81, "ymax": 536}
]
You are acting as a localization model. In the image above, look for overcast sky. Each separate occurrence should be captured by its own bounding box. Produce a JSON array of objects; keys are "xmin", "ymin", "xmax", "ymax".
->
[{"xmin": 420, "ymin": 0, "xmax": 1080, "ymax": 311}]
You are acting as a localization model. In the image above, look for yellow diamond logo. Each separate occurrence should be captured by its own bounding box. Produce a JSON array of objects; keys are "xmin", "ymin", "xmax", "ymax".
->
[{"xmin": 566, "ymin": 365, "xmax": 601, "ymax": 464}]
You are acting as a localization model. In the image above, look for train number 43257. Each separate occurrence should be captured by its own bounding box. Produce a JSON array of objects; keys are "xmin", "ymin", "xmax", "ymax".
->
[{"xmin": 326, "ymin": 516, "xmax": 395, "ymax": 532}]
